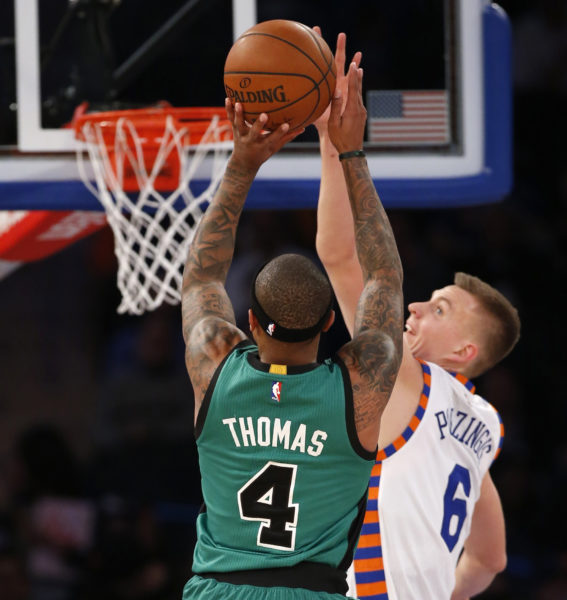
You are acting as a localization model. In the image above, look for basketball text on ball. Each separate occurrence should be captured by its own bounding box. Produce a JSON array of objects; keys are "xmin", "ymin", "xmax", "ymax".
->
[
  {"xmin": 225, "ymin": 84, "xmax": 288, "ymax": 104},
  {"xmin": 223, "ymin": 19, "xmax": 336, "ymax": 131}
]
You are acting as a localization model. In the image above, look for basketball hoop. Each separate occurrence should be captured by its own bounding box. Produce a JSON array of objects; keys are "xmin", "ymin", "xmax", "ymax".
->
[{"xmin": 73, "ymin": 106, "xmax": 233, "ymax": 315}]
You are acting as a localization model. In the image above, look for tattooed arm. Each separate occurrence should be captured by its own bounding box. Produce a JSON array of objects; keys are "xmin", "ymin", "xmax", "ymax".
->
[
  {"xmin": 182, "ymin": 100, "xmax": 300, "ymax": 418},
  {"xmin": 329, "ymin": 63, "xmax": 404, "ymax": 452}
]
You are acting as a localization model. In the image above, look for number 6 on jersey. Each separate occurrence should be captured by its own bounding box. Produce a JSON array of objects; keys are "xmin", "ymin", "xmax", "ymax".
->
[{"xmin": 238, "ymin": 461, "xmax": 299, "ymax": 551}]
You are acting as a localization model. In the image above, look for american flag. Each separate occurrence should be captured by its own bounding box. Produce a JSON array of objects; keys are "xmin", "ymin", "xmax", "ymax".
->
[{"xmin": 367, "ymin": 90, "xmax": 449, "ymax": 145}]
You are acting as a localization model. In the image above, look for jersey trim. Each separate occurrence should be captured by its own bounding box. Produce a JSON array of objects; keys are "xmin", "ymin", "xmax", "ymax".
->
[
  {"xmin": 490, "ymin": 403, "xmax": 505, "ymax": 461},
  {"xmin": 194, "ymin": 339, "xmax": 253, "ymax": 439},
  {"xmin": 339, "ymin": 489, "xmax": 371, "ymax": 572},
  {"xmin": 450, "ymin": 370, "xmax": 476, "ymax": 394},
  {"xmin": 336, "ymin": 355, "xmax": 377, "ymax": 461},
  {"xmin": 353, "ymin": 462, "xmax": 387, "ymax": 599},
  {"xmin": 246, "ymin": 352, "xmax": 320, "ymax": 374},
  {"xmin": 199, "ymin": 560, "xmax": 348, "ymax": 594},
  {"xmin": 376, "ymin": 360, "xmax": 432, "ymax": 461}
]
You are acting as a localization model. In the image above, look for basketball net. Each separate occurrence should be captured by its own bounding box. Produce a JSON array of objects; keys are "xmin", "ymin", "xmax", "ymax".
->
[{"xmin": 74, "ymin": 107, "xmax": 233, "ymax": 315}]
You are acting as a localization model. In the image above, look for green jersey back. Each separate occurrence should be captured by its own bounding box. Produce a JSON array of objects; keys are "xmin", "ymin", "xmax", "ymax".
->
[{"xmin": 192, "ymin": 341, "xmax": 375, "ymax": 574}]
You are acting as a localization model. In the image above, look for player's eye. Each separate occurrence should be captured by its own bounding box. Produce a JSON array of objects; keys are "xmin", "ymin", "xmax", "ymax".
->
[{"xmin": 435, "ymin": 305, "xmax": 443, "ymax": 315}]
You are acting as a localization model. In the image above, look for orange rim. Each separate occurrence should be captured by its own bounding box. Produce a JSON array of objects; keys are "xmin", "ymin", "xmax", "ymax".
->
[{"xmin": 73, "ymin": 106, "xmax": 232, "ymax": 145}]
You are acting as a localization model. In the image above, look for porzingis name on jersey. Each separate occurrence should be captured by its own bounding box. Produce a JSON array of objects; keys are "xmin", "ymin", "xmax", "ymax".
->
[
  {"xmin": 222, "ymin": 416, "xmax": 327, "ymax": 456},
  {"xmin": 435, "ymin": 408, "xmax": 494, "ymax": 460}
]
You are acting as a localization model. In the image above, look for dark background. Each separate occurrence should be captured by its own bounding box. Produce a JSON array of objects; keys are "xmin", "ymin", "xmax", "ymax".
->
[
  {"xmin": 1, "ymin": 1, "xmax": 567, "ymax": 599},
  {"xmin": 0, "ymin": 0, "xmax": 446, "ymax": 146}
]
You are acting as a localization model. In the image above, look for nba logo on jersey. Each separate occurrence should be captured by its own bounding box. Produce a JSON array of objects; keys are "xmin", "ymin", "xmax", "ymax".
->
[{"xmin": 271, "ymin": 381, "xmax": 282, "ymax": 402}]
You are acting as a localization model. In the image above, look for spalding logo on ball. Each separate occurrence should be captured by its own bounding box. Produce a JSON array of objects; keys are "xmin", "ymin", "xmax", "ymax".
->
[{"xmin": 224, "ymin": 20, "xmax": 337, "ymax": 131}]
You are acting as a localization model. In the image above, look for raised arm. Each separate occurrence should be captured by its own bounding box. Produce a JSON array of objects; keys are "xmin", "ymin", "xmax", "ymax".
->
[
  {"xmin": 329, "ymin": 63, "xmax": 404, "ymax": 451},
  {"xmin": 182, "ymin": 101, "xmax": 300, "ymax": 417},
  {"xmin": 451, "ymin": 472, "xmax": 507, "ymax": 600},
  {"xmin": 314, "ymin": 32, "xmax": 362, "ymax": 337}
]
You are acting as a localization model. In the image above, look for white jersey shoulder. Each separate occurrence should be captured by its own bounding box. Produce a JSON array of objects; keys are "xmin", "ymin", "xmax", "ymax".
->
[{"xmin": 348, "ymin": 360, "xmax": 503, "ymax": 600}]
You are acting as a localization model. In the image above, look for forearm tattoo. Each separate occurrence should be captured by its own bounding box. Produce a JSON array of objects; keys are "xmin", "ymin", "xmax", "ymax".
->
[
  {"xmin": 341, "ymin": 330, "xmax": 400, "ymax": 431},
  {"xmin": 340, "ymin": 158, "xmax": 404, "ymax": 429},
  {"xmin": 182, "ymin": 160, "xmax": 255, "ymax": 337},
  {"xmin": 342, "ymin": 158, "xmax": 403, "ymax": 339}
]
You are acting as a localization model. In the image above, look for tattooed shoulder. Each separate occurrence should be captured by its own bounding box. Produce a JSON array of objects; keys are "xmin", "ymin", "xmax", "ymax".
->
[
  {"xmin": 182, "ymin": 282, "xmax": 236, "ymax": 342},
  {"xmin": 338, "ymin": 330, "xmax": 402, "ymax": 430},
  {"xmin": 185, "ymin": 316, "xmax": 246, "ymax": 399},
  {"xmin": 188, "ymin": 316, "xmax": 245, "ymax": 362}
]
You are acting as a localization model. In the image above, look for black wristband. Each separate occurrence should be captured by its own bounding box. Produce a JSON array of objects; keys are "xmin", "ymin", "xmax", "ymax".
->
[{"xmin": 338, "ymin": 150, "xmax": 366, "ymax": 161}]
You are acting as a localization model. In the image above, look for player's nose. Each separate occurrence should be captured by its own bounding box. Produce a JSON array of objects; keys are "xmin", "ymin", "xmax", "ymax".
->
[{"xmin": 408, "ymin": 302, "xmax": 423, "ymax": 318}]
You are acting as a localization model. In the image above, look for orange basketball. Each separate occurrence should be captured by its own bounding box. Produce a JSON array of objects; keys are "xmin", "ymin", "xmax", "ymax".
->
[{"xmin": 224, "ymin": 20, "xmax": 336, "ymax": 131}]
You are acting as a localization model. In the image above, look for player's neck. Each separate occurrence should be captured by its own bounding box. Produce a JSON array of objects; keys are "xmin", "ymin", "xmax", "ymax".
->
[{"xmin": 257, "ymin": 339, "xmax": 319, "ymax": 366}]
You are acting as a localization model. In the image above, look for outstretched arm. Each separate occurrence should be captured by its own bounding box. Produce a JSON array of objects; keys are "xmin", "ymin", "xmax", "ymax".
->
[
  {"xmin": 315, "ymin": 33, "xmax": 416, "ymax": 388},
  {"xmin": 314, "ymin": 32, "xmax": 362, "ymax": 337},
  {"xmin": 330, "ymin": 63, "xmax": 404, "ymax": 451},
  {"xmin": 182, "ymin": 102, "xmax": 300, "ymax": 417}
]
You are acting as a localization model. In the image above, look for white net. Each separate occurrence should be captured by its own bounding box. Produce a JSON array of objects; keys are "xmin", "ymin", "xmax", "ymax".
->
[{"xmin": 76, "ymin": 112, "xmax": 232, "ymax": 315}]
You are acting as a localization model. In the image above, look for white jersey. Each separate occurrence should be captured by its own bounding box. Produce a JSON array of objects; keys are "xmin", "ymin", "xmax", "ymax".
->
[{"xmin": 347, "ymin": 360, "xmax": 504, "ymax": 600}]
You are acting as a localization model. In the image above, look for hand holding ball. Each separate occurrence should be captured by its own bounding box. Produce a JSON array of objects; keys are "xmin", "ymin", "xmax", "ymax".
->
[{"xmin": 224, "ymin": 20, "xmax": 336, "ymax": 131}]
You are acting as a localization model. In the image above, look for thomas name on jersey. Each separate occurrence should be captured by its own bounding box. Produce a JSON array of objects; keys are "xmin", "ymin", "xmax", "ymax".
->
[
  {"xmin": 222, "ymin": 416, "xmax": 327, "ymax": 456},
  {"xmin": 435, "ymin": 408, "xmax": 494, "ymax": 460}
]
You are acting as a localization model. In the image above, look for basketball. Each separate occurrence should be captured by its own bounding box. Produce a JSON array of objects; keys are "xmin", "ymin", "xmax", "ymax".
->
[{"xmin": 224, "ymin": 20, "xmax": 336, "ymax": 131}]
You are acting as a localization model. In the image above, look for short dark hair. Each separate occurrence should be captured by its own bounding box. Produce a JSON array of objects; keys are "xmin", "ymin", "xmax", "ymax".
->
[
  {"xmin": 254, "ymin": 254, "xmax": 332, "ymax": 331},
  {"xmin": 454, "ymin": 272, "xmax": 521, "ymax": 377}
]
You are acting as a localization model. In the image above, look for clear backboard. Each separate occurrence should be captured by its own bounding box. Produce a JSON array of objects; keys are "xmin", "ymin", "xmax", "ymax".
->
[{"xmin": 0, "ymin": 0, "xmax": 511, "ymax": 210}]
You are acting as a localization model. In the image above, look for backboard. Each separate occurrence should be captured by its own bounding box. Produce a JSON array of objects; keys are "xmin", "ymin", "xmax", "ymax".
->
[{"xmin": 0, "ymin": 0, "xmax": 511, "ymax": 210}]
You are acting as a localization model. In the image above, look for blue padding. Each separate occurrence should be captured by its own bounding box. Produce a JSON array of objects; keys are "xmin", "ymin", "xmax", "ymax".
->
[
  {"xmin": 0, "ymin": 5, "xmax": 511, "ymax": 211},
  {"xmin": 0, "ymin": 180, "xmax": 215, "ymax": 212},
  {"xmin": 0, "ymin": 180, "xmax": 103, "ymax": 211},
  {"xmin": 481, "ymin": 2, "xmax": 513, "ymax": 199}
]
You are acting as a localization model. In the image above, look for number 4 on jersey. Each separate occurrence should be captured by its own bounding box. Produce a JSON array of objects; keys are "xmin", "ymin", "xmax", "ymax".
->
[{"xmin": 238, "ymin": 461, "xmax": 299, "ymax": 551}]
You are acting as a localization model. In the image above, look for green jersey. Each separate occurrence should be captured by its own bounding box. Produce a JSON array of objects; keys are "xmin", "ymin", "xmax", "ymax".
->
[{"xmin": 191, "ymin": 340, "xmax": 375, "ymax": 593}]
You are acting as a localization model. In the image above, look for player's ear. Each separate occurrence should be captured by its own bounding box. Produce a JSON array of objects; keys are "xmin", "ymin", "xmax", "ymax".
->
[
  {"xmin": 248, "ymin": 309, "xmax": 258, "ymax": 333},
  {"xmin": 321, "ymin": 310, "xmax": 335, "ymax": 332},
  {"xmin": 248, "ymin": 309, "xmax": 265, "ymax": 345},
  {"xmin": 454, "ymin": 341, "xmax": 478, "ymax": 364}
]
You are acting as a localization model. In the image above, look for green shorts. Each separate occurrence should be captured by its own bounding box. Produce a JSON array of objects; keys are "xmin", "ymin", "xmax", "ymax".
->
[{"xmin": 183, "ymin": 575, "xmax": 357, "ymax": 600}]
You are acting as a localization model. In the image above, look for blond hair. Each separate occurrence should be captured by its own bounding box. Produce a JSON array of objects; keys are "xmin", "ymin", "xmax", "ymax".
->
[{"xmin": 454, "ymin": 272, "xmax": 521, "ymax": 378}]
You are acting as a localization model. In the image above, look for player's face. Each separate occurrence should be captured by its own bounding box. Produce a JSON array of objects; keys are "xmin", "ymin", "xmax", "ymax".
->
[{"xmin": 404, "ymin": 285, "xmax": 480, "ymax": 364}]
